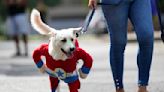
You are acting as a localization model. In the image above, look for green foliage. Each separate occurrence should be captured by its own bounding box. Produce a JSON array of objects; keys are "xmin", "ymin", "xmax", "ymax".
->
[
  {"xmin": 44, "ymin": 0, "xmax": 61, "ymax": 7},
  {"xmin": 28, "ymin": 0, "xmax": 37, "ymax": 9},
  {"xmin": 0, "ymin": 0, "xmax": 62, "ymax": 21},
  {"xmin": 28, "ymin": 0, "xmax": 61, "ymax": 9},
  {"xmin": 82, "ymin": 0, "xmax": 88, "ymax": 6},
  {"xmin": 0, "ymin": 0, "xmax": 7, "ymax": 21}
]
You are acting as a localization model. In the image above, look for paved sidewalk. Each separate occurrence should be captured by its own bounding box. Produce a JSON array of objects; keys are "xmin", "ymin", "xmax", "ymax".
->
[{"xmin": 0, "ymin": 35, "xmax": 164, "ymax": 92}]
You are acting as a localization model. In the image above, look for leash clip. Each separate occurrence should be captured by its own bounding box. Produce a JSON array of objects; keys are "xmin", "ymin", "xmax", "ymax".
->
[{"xmin": 79, "ymin": 8, "xmax": 95, "ymax": 35}]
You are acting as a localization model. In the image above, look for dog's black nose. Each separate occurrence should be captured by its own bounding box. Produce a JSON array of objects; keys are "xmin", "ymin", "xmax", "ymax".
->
[{"xmin": 70, "ymin": 47, "xmax": 75, "ymax": 52}]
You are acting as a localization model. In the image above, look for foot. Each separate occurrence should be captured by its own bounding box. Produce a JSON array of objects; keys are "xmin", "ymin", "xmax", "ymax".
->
[
  {"xmin": 116, "ymin": 88, "xmax": 125, "ymax": 92},
  {"xmin": 12, "ymin": 52, "xmax": 21, "ymax": 58},
  {"xmin": 138, "ymin": 86, "xmax": 148, "ymax": 92},
  {"xmin": 24, "ymin": 52, "xmax": 28, "ymax": 57}
]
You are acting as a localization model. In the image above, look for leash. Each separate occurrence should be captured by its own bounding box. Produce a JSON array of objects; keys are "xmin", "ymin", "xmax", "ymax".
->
[
  {"xmin": 79, "ymin": 8, "xmax": 96, "ymax": 35},
  {"xmin": 155, "ymin": 0, "xmax": 164, "ymax": 43},
  {"xmin": 78, "ymin": 2, "xmax": 122, "ymax": 35}
]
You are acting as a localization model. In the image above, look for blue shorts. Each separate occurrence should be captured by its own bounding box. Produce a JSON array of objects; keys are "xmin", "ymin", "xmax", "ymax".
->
[{"xmin": 6, "ymin": 13, "xmax": 30, "ymax": 36}]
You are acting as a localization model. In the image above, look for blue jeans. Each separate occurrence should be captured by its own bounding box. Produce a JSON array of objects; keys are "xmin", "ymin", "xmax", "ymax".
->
[{"xmin": 101, "ymin": 0, "xmax": 154, "ymax": 89}]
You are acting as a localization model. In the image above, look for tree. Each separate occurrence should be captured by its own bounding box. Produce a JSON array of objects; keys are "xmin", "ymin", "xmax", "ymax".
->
[
  {"xmin": 0, "ymin": 0, "xmax": 7, "ymax": 21},
  {"xmin": 28, "ymin": 0, "xmax": 61, "ymax": 9},
  {"xmin": 0, "ymin": 0, "xmax": 61, "ymax": 21}
]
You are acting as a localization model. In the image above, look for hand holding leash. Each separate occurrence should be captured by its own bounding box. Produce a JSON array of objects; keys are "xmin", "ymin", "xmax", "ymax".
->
[
  {"xmin": 88, "ymin": 0, "xmax": 97, "ymax": 9},
  {"xmin": 79, "ymin": 0, "xmax": 98, "ymax": 34}
]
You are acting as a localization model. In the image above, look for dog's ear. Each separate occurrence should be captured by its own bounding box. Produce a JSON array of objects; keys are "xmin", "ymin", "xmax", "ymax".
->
[
  {"xmin": 31, "ymin": 9, "xmax": 57, "ymax": 35},
  {"xmin": 72, "ymin": 27, "xmax": 82, "ymax": 37},
  {"xmin": 48, "ymin": 31, "xmax": 57, "ymax": 37}
]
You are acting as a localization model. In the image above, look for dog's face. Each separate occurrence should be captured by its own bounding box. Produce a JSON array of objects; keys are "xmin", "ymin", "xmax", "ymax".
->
[
  {"xmin": 31, "ymin": 9, "xmax": 81, "ymax": 60},
  {"xmin": 49, "ymin": 29, "xmax": 78, "ymax": 57}
]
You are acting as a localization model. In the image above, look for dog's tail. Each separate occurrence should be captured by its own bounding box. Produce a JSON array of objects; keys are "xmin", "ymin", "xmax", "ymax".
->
[{"xmin": 30, "ymin": 9, "xmax": 54, "ymax": 35}]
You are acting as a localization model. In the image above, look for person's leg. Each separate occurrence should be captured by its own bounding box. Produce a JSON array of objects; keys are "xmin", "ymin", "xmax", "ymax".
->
[
  {"xmin": 101, "ymin": 1, "xmax": 130, "ymax": 91},
  {"xmin": 129, "ymin": 0, "xmax": 154, "ymax": 92},
  {"xmin": 6, "ymin": 16, "xmax": 21, "ymax": 56},
  {"xmin": 22, "ymin": 34, "xmax": 28, "ymax": 56},
  {"xmin": 16, "ymin": 13, "xmax": 29, "ymax": 56},
  {"xmin": 13, "ymin": 34, "xmax": 21, "ymax": 56},
  {"xmin": 12, "ymin": 16, "xmax": 21, "ymax": 56}
]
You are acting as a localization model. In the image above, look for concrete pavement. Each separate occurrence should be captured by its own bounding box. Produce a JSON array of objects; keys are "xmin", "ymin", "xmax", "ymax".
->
[{"xmin": 0, "ymin": 35, "xmax": 164, "ymax": 92}]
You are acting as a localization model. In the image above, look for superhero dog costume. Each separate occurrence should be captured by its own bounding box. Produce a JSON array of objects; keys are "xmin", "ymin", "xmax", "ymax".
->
[{"xmin": 31, "ymin": 9, "xmax": 93, "ymax": 92}]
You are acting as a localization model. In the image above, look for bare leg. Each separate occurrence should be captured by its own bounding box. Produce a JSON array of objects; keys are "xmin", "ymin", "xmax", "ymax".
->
[
  {"xmin": 13, "ymin": 35, "xmax": 21, "ymax": 56},
  {"xmin": 116, "ymin": 88, "xmax": 125, "ymax": 92},
  {"xmin": 138, "ymin": 86, "xmax": 148, "ymax": 92},
  {"xmin": 22, "ymin": 34, "xmax": 28, "ymax": 56}
]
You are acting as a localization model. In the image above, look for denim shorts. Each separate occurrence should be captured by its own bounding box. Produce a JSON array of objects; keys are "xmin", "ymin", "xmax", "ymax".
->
[{"xmin": 6, "ymin": 13, "xmax": 30, "ymax": 35}]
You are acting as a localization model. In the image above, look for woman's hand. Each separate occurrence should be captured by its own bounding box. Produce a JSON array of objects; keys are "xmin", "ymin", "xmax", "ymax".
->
[{"xmin": 88, "ymin": 0, "xmax": 97, "ymax": 9}]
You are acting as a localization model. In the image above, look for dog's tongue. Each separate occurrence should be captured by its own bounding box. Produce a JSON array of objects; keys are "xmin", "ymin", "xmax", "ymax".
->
[
  {"xmin": 66, "ymin": 52, "xmax": 73, "ymax": 57},
  {"xmin": 61, "ymin": 48, "xmax": 74, "ymax": 58}
]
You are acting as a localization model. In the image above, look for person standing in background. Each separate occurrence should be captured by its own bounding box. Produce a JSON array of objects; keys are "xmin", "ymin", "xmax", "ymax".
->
[
  {"xmin": 88, "ymin": 0, "xmax": 154, "ymax": 92},
  {"xmin": 4, "ymin": 0, "xmax": 29, "ymax": 57}
]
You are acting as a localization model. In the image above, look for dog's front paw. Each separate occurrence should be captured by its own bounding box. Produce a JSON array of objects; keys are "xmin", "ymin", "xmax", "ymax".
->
[
  {"xmin": 39, "ymin": 64, "xmax": 46, "ymax": 73},
  {"xmin": 78, "ymin": 69, "xmax": 88, "ymax": 79}
]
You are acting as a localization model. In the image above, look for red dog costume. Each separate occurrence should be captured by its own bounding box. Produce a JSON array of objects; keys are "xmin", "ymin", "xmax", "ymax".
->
[{"xmin": 33, "ymin": 41, "xmax": 93, "ymax": 92}]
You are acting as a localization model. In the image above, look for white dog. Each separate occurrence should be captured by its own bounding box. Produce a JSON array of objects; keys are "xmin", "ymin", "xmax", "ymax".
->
[
  {"xmin": 31, "ymin": 9, "xmax": 82, "ymax": 61},
  {"xmin": 31, "ymin": 9, "xmax": 93, "ymax": 92}
]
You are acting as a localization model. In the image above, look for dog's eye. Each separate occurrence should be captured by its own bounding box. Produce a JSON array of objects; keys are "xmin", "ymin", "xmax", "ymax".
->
[
  {"xmin": 71, "ymin": 38, "xmax": 74, "ymax": 42},
  {"xmin": 61, "ymin": 38, "xmax": 66, "ymax": 43}
]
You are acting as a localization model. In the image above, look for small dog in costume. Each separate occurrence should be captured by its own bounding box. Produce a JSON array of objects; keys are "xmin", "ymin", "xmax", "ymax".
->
[{"xmin": 31, "ymin": 9, "xmax": 93, "ymax": 92}]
